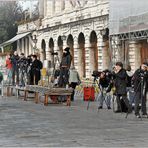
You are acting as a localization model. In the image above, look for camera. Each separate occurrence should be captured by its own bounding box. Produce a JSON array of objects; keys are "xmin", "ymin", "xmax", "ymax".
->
[
  {"xmin": 51, "ymin": 52, "xmax": 58, "ymax": 56},
  {"xmin": 139, "ymin": 70, "xmax": 147, "ymax": 78},
  {"xmin": 92, "ymin": 71, "xmax": 101, "ymax": 78}
]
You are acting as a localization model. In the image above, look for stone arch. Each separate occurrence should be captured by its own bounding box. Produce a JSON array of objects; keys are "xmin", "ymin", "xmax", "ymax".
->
[
  {"xmin": 41, "ymin": 39, "xmax": 46, "ymax": 61},
  {"xmin": 57, "ymin": 36, "xmax": 63, "ymax": 61},
  {"xmin": 49, "ymin": 38, "xmax": 54, "ymax": 68},
  {"xmin": 89, "ymin": 30, "xmax": 98, "ymax": 72},
  {"xmin": 78, "ymin": 32, "xmax": 86, "ymax": 77},
  {"xmin": 67, "ymin": 34, "xmax": 74, "ymax": 66}
]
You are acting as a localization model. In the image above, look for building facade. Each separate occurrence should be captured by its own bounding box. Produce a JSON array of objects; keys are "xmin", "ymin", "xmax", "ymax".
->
[{"xmin": 17, "ymin": 0, "xmax": 110, "ymax": 78}]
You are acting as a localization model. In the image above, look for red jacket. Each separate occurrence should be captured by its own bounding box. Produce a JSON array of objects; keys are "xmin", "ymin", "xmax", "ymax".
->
[{"xmin": 6, "ymin": 58, "xmax": 12, "ymax": 69}]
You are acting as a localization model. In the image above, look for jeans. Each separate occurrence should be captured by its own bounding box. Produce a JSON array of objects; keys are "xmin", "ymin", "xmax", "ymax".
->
[{"xmin": 97, "ymin": 88, "xmax": 111, "ymax": 107}]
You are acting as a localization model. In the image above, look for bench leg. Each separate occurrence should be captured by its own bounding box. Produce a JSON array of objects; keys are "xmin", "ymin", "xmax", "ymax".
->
[
  {"xmin": 44, "ymin": 94, "xmax": 48, "ymax": 106},
  {"xmin": 7, "ymin": 87, "xmax": 10, "ymax": 97},
  {"xmin": 35, "ymin": 92, "xmax": 39, "ymax": 104},
  {"xmin": 66, "ymin": 95, "xmax": 71, "ymax": 106},
  {"xmin": 16, "ymin": 89, "xmax": 19, "ymax": 99},
  {"xmin": 24, "ymin": 90, "xmax": 28, "ymax": 101}
]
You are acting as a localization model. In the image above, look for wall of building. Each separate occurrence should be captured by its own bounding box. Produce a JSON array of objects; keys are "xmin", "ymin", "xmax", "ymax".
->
[{"xmin": 17, "ymin": 0, "xmax": 110, "ymax": 78}]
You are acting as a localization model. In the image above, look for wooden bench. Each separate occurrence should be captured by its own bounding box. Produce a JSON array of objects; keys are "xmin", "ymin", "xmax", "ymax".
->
[
  {"xmin": 26, "ymin": 85, "xmax": 73, "ymax": 106},
  {"xmin": 4, "ymin": 85, "xmax": 73, "ymax": 106}
]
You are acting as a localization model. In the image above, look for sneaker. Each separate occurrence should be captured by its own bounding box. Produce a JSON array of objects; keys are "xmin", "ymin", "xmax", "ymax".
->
[
  {"xmin": 135, "ymin": 114, "xmax": 141, "ymax": 118},
  {"xmin": 98, "ymin": 106, "xmax": 103, "ymax": 109},
  {"xmin": 107, "ymin": 106, "xmax": 111, "ymax": 110},
  {"xmin": 142, "ymin": 113, "xmax": 148, "ymax": 118}
]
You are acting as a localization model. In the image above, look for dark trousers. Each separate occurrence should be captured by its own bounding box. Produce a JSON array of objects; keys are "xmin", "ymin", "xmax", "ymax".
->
[
  {"xmin": 134, "ymin": 91, "xmax": 147, "ymax": 115},
  {"xmin": 58, "ymin": 67, "xmax": 69, "ymax": 87},
  {"xmin": 30, "ymin": 70, "xmax": 41, "ymax": 85},
  {"xmin": 116, "ymin": 94, "xmax": 131, "ymax": 112},
  {"xmin": 12, "ymin": 67, "xmax": 19, "ymax": 85},
  {"xmin": 69, "ymin": 82, "xmax": 77, "ymax": 101}
]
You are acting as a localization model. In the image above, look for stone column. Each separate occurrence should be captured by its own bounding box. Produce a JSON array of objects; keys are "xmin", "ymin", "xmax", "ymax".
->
[
  {"xmin": 25, "ymin": 37, "xmax": 29, "ymax": 57},
  {"xmin": 77, "ymin": 42, "xmax": 85, "ymax": 78},
  {"xmin": 85, "ymin": 37, "xmax": 91, "ymax": 78},
  {"xmin": 39, "ymin": 0, "xmax": 44, "ymax": 18},
  {"xmin": 21, "ymin": 38, "xmax": 25, "ymax": 54},
  {"xmin": 17, "ymin": 40, "xmax": 21, "ymax": 55},
  {"xmin": 65, "ymin": 0, "xmax": 72, "ymax": 11},
  {"xmin": 55, "ymin": 1, "xmax": 61, "ymax": 14},
  {"xmin": 44, "ymin": 0, "xmax": 47, "ymax": 17},
  {"xmin": 52, "ymin": 0, "xmax": 55, "ymax": 15},
  {"xmin": 73, "ymin": 38, "xmax": 78, "ymax": 70},
  {"xmin": 28, "ymin": 36, "xmax": 33, "ymax": 54},
  {"xmin": 102, "ymin": 40, "xmax": 110, "ymax": 70},
  {"xmin": 129, "ymin": 41, "xmax": 141, "ymax": 71},
  {"xmin": 61, "ymin": 0, "xmax": 65, "ymax": 11}
]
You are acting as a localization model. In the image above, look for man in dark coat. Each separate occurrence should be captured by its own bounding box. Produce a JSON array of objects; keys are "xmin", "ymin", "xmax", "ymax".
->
[
  {"xmin": 132, "ymin": 62, "xmax": 148, "ymax": 118},
  {"xmin": 114, "ymin": 62, "xmax": 132, "ymax": 113},
  {"xmin": 58, "ymin": 47, "xmax": 72, "ymax": 87},
  {"xmin": 30, "ymin": 55, "xmax": 43, "ymax": 85},
  {"xmin": 11, "ymin": 51, "xmax": 20, "ymax": 85}
]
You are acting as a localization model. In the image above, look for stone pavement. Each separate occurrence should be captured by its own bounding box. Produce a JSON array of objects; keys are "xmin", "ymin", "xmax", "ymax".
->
[{"xmin": 0, "ymin": 95, "xmax": 148, "ymax": 147}]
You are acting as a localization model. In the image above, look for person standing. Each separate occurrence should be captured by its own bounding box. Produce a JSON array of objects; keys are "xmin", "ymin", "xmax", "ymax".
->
[
  {"xmin": 11, "ymin": 51, "xmax": 20, "ymax": 85},
  {"xmin": 132, "ymin": 63, "xmax": 148, "ymax": 118},
  {"xmin": 97, "ymin": 71, "xmax": 112, "ymax": 109},
  {"xmin": 114, "ymin": 62, "xmax": 132, "ymax": 113},
  {"xmin": 18, "ymin": 53, "xmax": 27, "ymax": 87},
  {"xmin": 6, "ymin": 54, "xmax": 13, "ymax": 85},
  {"xmin": 69, "ymin": 66, "xmax": 81, "ymax": 101},
  {"xmin": 30, "ymin": 55, "xmax": 43, "ymax": 85},
  {"xmin": 126, "ymin": 65, "xmax": 134, "ymax": 107},
  {"xmin": 58, "ymin": 47, "xmax": 72, "ymax": 87}
]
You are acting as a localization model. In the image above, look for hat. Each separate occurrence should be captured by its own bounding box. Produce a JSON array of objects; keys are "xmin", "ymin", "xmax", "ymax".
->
[
  {"xmin": 142, "ymin": 62, "xmax": 148, "ymax": 67},
  {"xmin": 115, "ymin": 62, "xmax": 123, "ymax": 68},
  {"xmin": 64, "ymin": 47, "xmax": 70, "ymax": 52}
]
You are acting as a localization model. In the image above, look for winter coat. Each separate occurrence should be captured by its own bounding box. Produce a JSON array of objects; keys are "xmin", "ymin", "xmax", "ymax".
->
[
  {"xmin": 60, "ymin": 53, "xmax": 72, "ymax": 69},
  {"xmin": 114, "ymin": 68, "xmax": 127, "ymax": 95},
  {"xmin": 132, "ymin": 68, "xmax": 148, "ymax": 93},
  {"xmin": 69, "ymin": 69, "xmax": 81, "ymax": 84},
  {"xmin": 126, "ymin": 70, "xmax": 133, "ymax": 87}
]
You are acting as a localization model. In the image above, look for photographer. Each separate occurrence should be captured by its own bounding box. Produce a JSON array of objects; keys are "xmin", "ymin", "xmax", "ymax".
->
[
  {"xmin": 113, "ymin": 62, "xmax": 132, "ymax": 113},
  {"xmin": 97, "ymin": 70, "xmax": 112, "ymax": 109},
  {"xmin": 132, "ymin": 62, "xmax": 148, "ymax": 118}
]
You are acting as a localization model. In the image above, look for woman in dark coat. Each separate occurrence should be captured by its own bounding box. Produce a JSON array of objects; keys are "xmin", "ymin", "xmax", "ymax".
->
[
  {"xmin": 30, "ymin": 55, "xmax": 43, "ymax": 85},
  {"xmin": 114, "ymin": 62, "xmax": 132, "ymax": 113}
]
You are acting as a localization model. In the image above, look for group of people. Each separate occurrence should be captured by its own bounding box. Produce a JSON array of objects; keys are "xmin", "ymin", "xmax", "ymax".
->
[
  {"xmin": 97, "ymin": 62, "xmax": 148, "ymax": 118},
  {"xmin": 4, "ymin": 48, "xmax": 148, "ymax": 118},
  {"xmin": 5, "ymin": 51, "xmax": 43, "ymax": 86}
]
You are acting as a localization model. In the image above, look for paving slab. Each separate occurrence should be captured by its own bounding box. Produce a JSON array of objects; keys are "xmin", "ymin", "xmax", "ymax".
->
[{"xmin": 0, "ymin": 96, "xmax": 147, "ymax": 147}]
